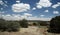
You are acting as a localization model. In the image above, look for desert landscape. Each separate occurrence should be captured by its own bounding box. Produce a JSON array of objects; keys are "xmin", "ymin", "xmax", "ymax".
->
[
  {"xmin": 0, "ymin": 26, "xmax": 47, "ymax": 35},
  {"xmin": 0, "ymin": 26, "xmax": 60, "ymax": 35},
  {"xmin": 0, "ymin": 0, "xmax": 60, "ymax": 35}
]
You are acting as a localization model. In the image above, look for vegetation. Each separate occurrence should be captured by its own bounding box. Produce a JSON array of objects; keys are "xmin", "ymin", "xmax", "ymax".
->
[
  {"xmin": 0, "ymin": 19, "xmax": 7, "ymax": 31},
  {"xmin": 6, "ymin": 22, "xmax": 20, "ymax": 32},
  {"xmin": 0, "ymin": 18, "xmax": 20, "ymax": 32},
  {"xmin": 48, "ymin": 16, "xmax": 60, "ymax": 33},
  {"xmin": 38, "ymin": 21, "xmax": 48, "ymax": 26},
  {"xmin": 33, "ymin": 22, "xmax": 37, "ymax": 26},
  {"xmin": 19, "ymin": 19, "xmax": 28, "ymax": 28}
]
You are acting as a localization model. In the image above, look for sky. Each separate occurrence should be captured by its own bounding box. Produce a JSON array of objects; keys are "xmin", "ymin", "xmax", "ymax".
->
[{"xmin": 0, "ymin": 0, "xmax": 60, "ymax": 21}]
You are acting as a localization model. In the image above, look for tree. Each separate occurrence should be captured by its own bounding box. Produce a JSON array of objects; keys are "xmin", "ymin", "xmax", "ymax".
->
[
  {"xmin": 19, "ymin": 19, "xmax": 28, "ymax": 28},
  {"xmin": 48, "ymin": 16, "xmax": 60, "ymax": 33}
]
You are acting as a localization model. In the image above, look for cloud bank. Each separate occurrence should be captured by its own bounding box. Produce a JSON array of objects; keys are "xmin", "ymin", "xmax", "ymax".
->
[{"xmin": 2, "ymin": 14, "xmax": 51, "ymax": 21}]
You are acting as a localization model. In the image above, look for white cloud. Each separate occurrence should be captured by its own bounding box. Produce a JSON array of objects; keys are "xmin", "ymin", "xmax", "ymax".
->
[
  {"xmin": 58, "ymin": 2, "xmax": 60, "ymax": 5},
  {"xmin": 4, "ymin": 4, "xmax": 8, "ymax": 7},
  {"xmin": 2, "ymin": 14, "xmax": 51, "ymax": 21},
  {"xmin": 36, "ymin": 5, "xmax": 42, "ymax": 9},
  {"xmin": 5, "ymin": 1, "xmax": 8, "ymax": 3},
  {"xmin": 16, "ymin": 0, "xmax": 20, "ymax": 3},
  {"xmin": 24, "ymin": 13, "xmax": 32, "ymax": 16},
  {"xmin": 36, "ymin": 0, "xmax": 52, "ymax": 9},
  {"xmin": 5, "ymin": 14, "xmax": 11, "ymax": 16},
  {"xmin": 53, "ymin": 11, "xmax": 59, "ymax": 14},
  {"xmin": 21, "ymin": 13, "xmax": 32, "ymax": 19},
  {"xmin": 1, "ymin": 8, "xmax": 3, "ymax": 10},
  {"xmin": 27, "ymin": 17, "xmax": 51, "ymax": 21},
  {"xmin": 12, "ymin": 14, "xmax": 21, "ymax": 16},
  {"xmin": 2, "ymin": 13, "xmax": 32, "ymax": 21},
  {"xmin": 32, "ymin": 7, "xmax": 36, "ymax": 10},
  {"xmin": 2, "ymin": 14, "xmax": 21, "ymax": 21},
  {"xmin": 0, "ymin": 0, "xmax": 4, "ymax": 5},
  {"xmin": 12, "ymin": 1, "xmax": 30, "ymax": 12},
  {"xmin": 52, "ymin": 2, "xmax": 60, "ymax": 8},
  {"xmin": 45, "ymin": 10, "xmax": 49, "ymax": 12},
  {"xmin": 0, "ymin": 0, "xmax": 8, "ymax": 7},
  {"xmin": 40, "ymin": 15, "xmax": 45, "ymax": 17},
  {"xmin": 39, "ymin": 18, "xmax": 51, "ymax": 21}
]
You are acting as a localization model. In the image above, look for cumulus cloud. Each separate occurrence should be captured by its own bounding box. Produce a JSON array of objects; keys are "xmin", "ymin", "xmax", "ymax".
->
[
  {"xmin": 36, "ymin": 0, "xmax": 52, "ymax": 9},
  {"xmin": 45, "ymin": 10, "xmax": 49, "ymax": 12},
  {"xmin": 12, "ymin": 1, "xmax": 30, "ymax": 12},
  {"xmin": 52, "ymin": 2, "xmax": 60, "ymax": 8},
  {"xmin": 53, "ymin": 11, "xmax": 59, "ymax": 14},
  {"xmin": 32, "ymin": 7, "xmax": 36, "ymax": 10}
]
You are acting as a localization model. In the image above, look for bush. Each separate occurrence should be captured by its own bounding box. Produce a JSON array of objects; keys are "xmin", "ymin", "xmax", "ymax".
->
[
  {"xmin": 19, "ymin": 19, "xmax": 28, "ymax": 28},
  {"xmin": 48, "ymin": 16, "xmax": 60, "ymax": 33},
  {"xmin": 38, "ymin": 22, "xmax": 48, "ymax": 26},
  {"xmin": 0, "ymin": 19, "xmax": 20, "ymax": 32},
  {"xmin": 0, "ymin": 18, "xmax": 7, "ymax": 31},
  {"xmin": 33, "ymin": 23, "xmax": 37, "ymax": 26},
  {"xmin": 7, "ymin": 22, "xmax": 20, "ymax": 32}
]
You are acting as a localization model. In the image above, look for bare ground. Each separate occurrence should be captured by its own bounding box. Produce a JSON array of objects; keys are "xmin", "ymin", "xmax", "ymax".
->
[{"xmin": 0, "ymin": 26, "xmax": 60, "ymax": 35}]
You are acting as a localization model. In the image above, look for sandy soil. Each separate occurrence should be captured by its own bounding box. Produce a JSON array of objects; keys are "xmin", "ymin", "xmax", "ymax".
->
[
  {"xmin": 0, "ymin": 26, "xmax": 60, "ymax": 35},
  {"xmin": 0, "ymin": 26, "xmax": 46, "ymax": 35}
]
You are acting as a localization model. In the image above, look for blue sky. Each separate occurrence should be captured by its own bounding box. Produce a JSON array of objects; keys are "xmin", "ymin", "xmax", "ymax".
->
[{"xmin": 0, "ymin": 0, "xmax": 60, "ymax": 21}]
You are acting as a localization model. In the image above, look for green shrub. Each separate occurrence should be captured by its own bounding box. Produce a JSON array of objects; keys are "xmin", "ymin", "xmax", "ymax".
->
[
  {"xmin": 19, "ymin": 19, "xmax": 28, "ymax": 28},
  {"xmin": 0, "ymin": 18, "xmax": 20, "ymax": 32},
  {"xmin": 7, "ymin": 22, "xmax": 20, "ymax": 32}
]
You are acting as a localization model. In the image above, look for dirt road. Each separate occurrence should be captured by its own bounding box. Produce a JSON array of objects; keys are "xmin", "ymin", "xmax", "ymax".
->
[{"xmin": 20, "ymin": 26, "xmax": 44, "ymax": 35}]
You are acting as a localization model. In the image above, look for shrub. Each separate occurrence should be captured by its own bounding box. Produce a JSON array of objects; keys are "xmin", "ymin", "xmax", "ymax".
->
[
  {"xmin": 0, "ymin": 18, "xmax": 7, "ymax": 31},
  {"xmin": 0, "ymin": 18, "xmax": 20, "ymax": 32},
  {"xmin": 19, "ymin": 19, "xmax": 28, "ymax": 28},
  {"xmin": 7, "ymin": 22, "xmax": 20, "ymax": 32},
  {"xmin": 48, "ymin": 16, "xmax": 60, "ymax": 33},
  {"xmin": 33, "ymin": 23, "xmax": 37, "ymax": 26},
  {"xmin": 38, "ymin": 22, "xmax": 48, "ymax": 26}
]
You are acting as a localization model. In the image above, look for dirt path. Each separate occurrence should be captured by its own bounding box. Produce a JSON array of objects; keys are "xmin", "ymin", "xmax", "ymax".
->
[{"xmin": 20, "ymin": 26, "xmax": 47, "ymax": 35}]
